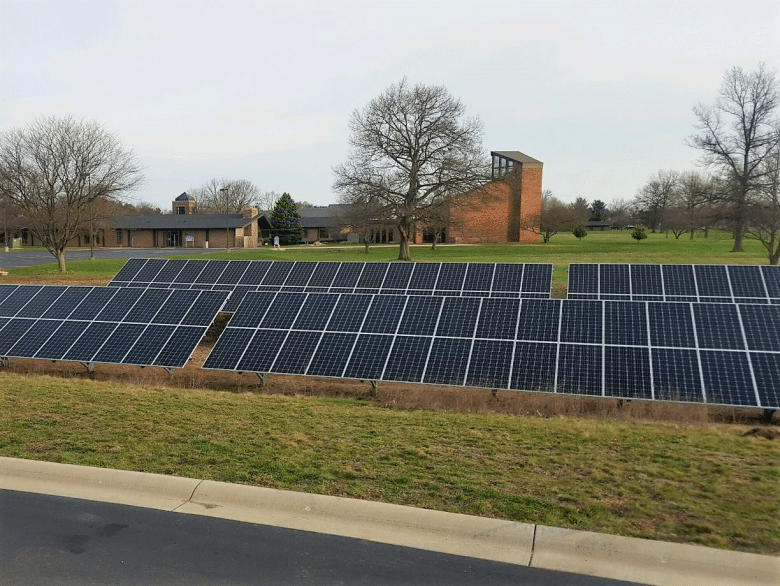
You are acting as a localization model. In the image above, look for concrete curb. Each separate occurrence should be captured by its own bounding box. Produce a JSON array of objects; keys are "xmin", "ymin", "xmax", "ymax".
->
[
  {"xmin": 532, "ymin": 525, "xmax": 777, "ymax": 586},
  {"xmin": 1, "ymin": 457, "xmax": 778, "ymax": 586}
]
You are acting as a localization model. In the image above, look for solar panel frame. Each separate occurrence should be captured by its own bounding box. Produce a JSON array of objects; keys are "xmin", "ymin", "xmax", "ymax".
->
[
  {"xmin": 0, "ymin": 285, "xmax": 228, "ymax": 370},
  {"xmin": 204, "ymin": 292, "xmax": 780, "ymax": 409},
  {"xmin": 520, "ymin": 264, "xmax": 554, "ymax": 298},
  {"xmin": 568, "ymin": 263, "xmax": 780, "ymax": 304},
  {"xmin": 0, "ymin": 285, "xmax": 44, "ymax": 316},
  {"xmin": 110, "ymin": 259, "xmax": 554, "ymax": 307},
  {"xmin": 112, "ymin": 258, "xmax": 148, "ymax": 282}
]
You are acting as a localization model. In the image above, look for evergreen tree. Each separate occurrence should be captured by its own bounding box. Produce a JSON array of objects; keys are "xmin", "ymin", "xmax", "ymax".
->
[
  {"xmin": 271, "ymin": 192, "xmax": 302, "ymax": 245},
  {"xmin": 589, "ymin": 199, "xmax": 609, "ymax": 221},
  {"xmin": 631, "ymin": 225, "xmax": 648, "ymax": 242},
  {"xmin": 572, "ymin": 224, "xmax": 588, "ymax": 241}
]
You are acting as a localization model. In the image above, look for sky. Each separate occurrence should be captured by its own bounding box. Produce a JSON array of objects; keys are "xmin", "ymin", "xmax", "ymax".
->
[{"xmin": 1, "ymin": 0, "xmax": 779, "ymax": 211}]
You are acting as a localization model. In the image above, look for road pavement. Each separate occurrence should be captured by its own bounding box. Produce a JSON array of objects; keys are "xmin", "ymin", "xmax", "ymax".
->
[
  {"xmin": 0, "ymin": 489, "xmax": 643, "ymax": 586},
  {"xmin": 0, "ymin": 247, "xmax": 216, "ymax": 270},
  {"xmin": 2, "ymin": 458, "xmax": 777, "ymax": 586}
]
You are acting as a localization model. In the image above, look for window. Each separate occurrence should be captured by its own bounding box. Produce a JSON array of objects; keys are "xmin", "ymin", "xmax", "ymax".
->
[
  {"xmin": 116, "ymin": 230, "xmax": 123, "ymax": 245},
  {"xmin": 177, "ymin": 206, "xmax": 185, "ymax": 215}
]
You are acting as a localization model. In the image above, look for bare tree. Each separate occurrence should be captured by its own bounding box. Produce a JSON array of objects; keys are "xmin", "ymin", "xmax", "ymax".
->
[
  {"xmin": 667, "ymin": 171, "xmax": 712, "ymax": 239},
  {"xmin": 193, "ymin": 178, "xmax": 258, "ymax": 213},
  {"xmin": 333, "ymin": 78, "xmax": 490, "ymax": 261},
  {"xmin": 337, "ymin": 194, "xmax": 386, "ymax": 253},
  {"xmin": 569, "ymin": 197, "xmax": 590, "ymax": 226},
  {"xmin": 688, "ymin": 63, "xmax": 780, "ymax": 252},
  {"xmin": 518, "ymin": 190, "xmax": 575, "ymax": 243},
  {"xmin": 255, "ymin": 190, "xmax": 281, "ymax": 212},
  {"xmin": 745, "ymin": 145, "xmax": 780, "ymax": 264},
  {"xmin": 0, "ymin": 115, "xmax": 142, "ymax": 271},
  {"xmin": 608, "ymin": 198, "xmax": 635, "ymax": 229},
  {"xmin": 635, "ymin": 170, "xmax": 679, "ymax": 232}
]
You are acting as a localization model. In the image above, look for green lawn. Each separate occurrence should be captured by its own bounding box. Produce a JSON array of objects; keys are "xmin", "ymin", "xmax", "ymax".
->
[
  {"xmin": 5, "ymin": 230, "xmax": 772, "ymax": 296},
  {"xmin": 0, "ymin": 373, "xmax": 777, "ymax": 555}
]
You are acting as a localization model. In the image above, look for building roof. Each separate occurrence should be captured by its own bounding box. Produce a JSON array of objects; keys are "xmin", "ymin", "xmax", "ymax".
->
[
  {"xmin": 174, "ymin": 191, "xmax": 196, "ymax": 201},
  {"xmin": 491, "ymin": 151, "xmax": 543, "ymax": 167},
  {"xmin": 298, "ymin": 204, "xmax": 351, "ymax": 229},
  {"xmin": 114, "ymin": 213, "xmax": 265, "ymax": 231}
]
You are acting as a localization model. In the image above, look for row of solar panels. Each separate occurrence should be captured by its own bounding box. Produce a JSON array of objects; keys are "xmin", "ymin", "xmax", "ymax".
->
[
  {"xmin": 110, "ymin": 259, "xmax": 780, "ymax": 309},
  {"xmin": 0, "ymin": 285, "xmax": 228, "ymax": 369},
  {"xmin": 568, "ymin": 263, "xmax": 780, "ymax": 303},
  {"xmin": 4, "ymin": 260, "xmax": 780, "ymax": 409},
  {"xmin": 202, "ymin": 292, "xmax": 779, "ymax": 409},
  {"xmin": 110, "ymin": 259, "xmax": 554, "ymax": 311}
]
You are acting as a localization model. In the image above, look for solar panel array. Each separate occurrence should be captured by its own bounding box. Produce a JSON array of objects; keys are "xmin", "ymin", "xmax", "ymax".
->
[
  {"xmin": 567, "ymin": 263, "xmax": 780, "ymax": 304},
  {"xmin": 203, "ymin": 292, "xmax": 780, "ymax": 409},
  {"xmin": 0, "ymin": 284, "xmax": 228, "ymax": 369},
  {"xmin": 110, "ymin": 259, "xmax": 553, "ymax": 311}
]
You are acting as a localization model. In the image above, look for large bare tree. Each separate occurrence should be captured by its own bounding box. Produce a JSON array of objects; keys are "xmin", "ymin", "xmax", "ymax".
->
[
  {"xmin": 191, "ymin": 178, "xmax": 259, "ymax": 213},
  {"xmin": 0, "ymin": 116, "xmax": 142, "ymax": 271},
  {"xmin": 333, "ymin": 78, "xmax": 490, "ymax": 261},
  {"xmin": 688, "ymin": 63, "xmax": 779, "ymax": 252},
  {"xmin": 745, "ymin": 145, "xmax": 780, "ymax": 264},
  {"xmin": 665, "ymin": 171, "xmax": 712, "ymax": 239},
  {"xmin": 634, "ymin": 170, "xmax": 679, "ymax": 232}
]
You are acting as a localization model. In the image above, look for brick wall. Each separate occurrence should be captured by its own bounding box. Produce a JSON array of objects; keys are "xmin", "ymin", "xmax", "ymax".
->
[{"xmin": 447, "ymin": 163, "xmax": 542, "ymax": 243}]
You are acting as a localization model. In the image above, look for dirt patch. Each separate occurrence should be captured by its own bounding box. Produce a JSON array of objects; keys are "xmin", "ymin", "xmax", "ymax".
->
[
  {"xmin": 1, "ymin": 348, "xmax": 775, "ymax": 427},
  {"xmin": 742, "ymin": 427, "xmax": 780, "ymax": 440}
]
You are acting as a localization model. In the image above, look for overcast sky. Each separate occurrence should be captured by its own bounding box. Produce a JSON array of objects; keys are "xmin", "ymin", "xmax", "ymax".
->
[{"xmin": 1, "ymin": 0, "xmax": 778, "ymax": 211}]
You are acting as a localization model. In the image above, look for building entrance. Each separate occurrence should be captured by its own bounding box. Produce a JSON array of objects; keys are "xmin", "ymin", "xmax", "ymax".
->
[{"xmin": 165, "ymin": 230, "xmax": 182, "ymax": 247}]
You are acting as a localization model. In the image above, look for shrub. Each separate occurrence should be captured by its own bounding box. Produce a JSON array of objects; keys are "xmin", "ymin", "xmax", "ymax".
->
[
  {"xmin": 572, "ymin": 225, "xmax": 588, "ymax": 241},
  {"xmin": 631, "ymin": 225, "xmax": 648, "ymax": 242}
]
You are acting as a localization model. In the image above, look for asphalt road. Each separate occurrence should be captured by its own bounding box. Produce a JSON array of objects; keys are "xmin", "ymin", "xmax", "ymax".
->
[
  {"xmin": 0, "ymin": 490, "xmax": 646, "ymax": 586},
  {"xmin": 0, "ymin": 247, "xmax": 216, "ymax": 269}
]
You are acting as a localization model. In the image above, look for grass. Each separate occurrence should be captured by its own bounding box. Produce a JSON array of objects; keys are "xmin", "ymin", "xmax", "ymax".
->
[
  {"xmin": 3, "ymin": 230, "xmax": 772, "ymax": 296},
  {"xmin": 0, "ymin": 373, "xmax": 777, "ymax": 554}
]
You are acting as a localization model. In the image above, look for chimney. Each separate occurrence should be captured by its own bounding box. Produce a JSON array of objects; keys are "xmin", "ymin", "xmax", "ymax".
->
[{"xmin": 243, "ymin": 207, "xmax": 258, "ymax": 219}]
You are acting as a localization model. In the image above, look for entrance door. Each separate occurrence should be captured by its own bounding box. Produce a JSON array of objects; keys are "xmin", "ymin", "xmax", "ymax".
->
[{"xmin": 165, "ymin": 230, "xmax": 182, "ymax": 247}]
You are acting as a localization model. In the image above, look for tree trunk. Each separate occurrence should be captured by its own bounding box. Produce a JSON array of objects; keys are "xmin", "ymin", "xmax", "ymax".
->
[
  {"xmin": 364, "ymin": 240, "xmax": 370, "ymax": 254},
  {"xmin": 397, "ymin": 222, "xmax": 412, "ymax": 261},
  {"xmin": 732, "ymin": 229, "xmax": 744, "ymax": 252},
  {"xmin": 56, "ymin": 249, "xmax": 66, "ymax": 273}
]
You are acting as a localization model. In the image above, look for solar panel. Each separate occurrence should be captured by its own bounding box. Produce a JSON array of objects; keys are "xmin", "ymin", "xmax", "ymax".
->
[
  {"xmin": 110, "ymin": 259, "xmax": 553, "ymax": 309},
  {"xmin": 0, "ymin": 285, "xmax": 228, "ymax": 370},
  {"xmin": 567, "ymin": 264, "xmax": 780, "ymax": 303},
  {"xmin": 204, "ymin": 292, "xmax": 780, "ymax": 409}
]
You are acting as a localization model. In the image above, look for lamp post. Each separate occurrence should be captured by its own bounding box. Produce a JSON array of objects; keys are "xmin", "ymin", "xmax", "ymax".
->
[
  {"xmin": 3, "ymin": 200, "xmax": 8, "ymax": 253},
  {"xmin": 220, "ymin": 186, "xmax": 230, "ymax": 251},
  {"xmin": 88, "ymin": 174, "xmax": 95, "ymax": 260}
]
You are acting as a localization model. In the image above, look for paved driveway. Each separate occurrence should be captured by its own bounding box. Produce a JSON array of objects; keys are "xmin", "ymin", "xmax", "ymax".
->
[{"xmin": 0, "ymin": 247, "xmax": 218, "ymax": 270}]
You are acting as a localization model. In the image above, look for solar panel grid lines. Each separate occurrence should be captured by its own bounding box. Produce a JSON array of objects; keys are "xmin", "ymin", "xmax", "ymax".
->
[
  {"xmin": 567, "ymin": 263, "xmax": 780, "ymax": 304},
  {"xmin": 0, "ymin": 285, "xmax": 229, "ymax": 369},
  {"xmin": 109, "ymin": 259, "xmax": 553, "ymax": 304},
  {"xmin": 204, "ymin": 292, "xmax": 780, "ymax": 409}
]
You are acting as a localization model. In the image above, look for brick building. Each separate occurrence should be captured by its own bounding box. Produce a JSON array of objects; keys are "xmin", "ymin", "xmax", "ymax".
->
[
  {"xmin": 434, "ymin": 151, "xmax": 543, "ymax": 244},
  {"xmin": 333, "ymin": 150, "xmax": 544, "ymax": 245},
  {"xmin": 113, "ymin": 192, "xmax": 270, "ymax": 248}
]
